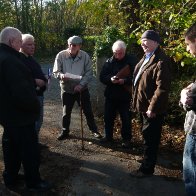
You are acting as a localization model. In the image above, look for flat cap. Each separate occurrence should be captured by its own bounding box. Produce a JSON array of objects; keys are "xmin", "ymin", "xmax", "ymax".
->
[
  {"xmin": 68, "ymin": 36, "xmax": 82, "ymax": 44},
  {"xmin": 141, "ymin": 30, "xmax": 160, "ymax": 43}
]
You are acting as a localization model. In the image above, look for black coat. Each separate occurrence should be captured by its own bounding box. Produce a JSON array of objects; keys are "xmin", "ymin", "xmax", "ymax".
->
[
  {"xmin": 20, "ymin": 53, "xmax": 47, "ymax": 96},
  {"xmin": 100, "ymin": 54, "xmax": 138, "ymax": 102},
  {"xmin": 0, "ymin": 43, "xmax": 40, "ymax": 127}
]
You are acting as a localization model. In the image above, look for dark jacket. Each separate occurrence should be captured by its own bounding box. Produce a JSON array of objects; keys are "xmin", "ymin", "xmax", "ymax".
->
[
  {"xmin": 20, "ymin": 54, "xmax": 47, "ymax": 96},
  {"xmin": 100, "ymin": 54, "xmax": 138, "ymax": 102},
  {"xmin": 132, "ymin": 47, "xmax": 172, "ymax": 114},
  {"xmin": 0, "ymin": 43, "xmax": 40, "ymax": 127}
]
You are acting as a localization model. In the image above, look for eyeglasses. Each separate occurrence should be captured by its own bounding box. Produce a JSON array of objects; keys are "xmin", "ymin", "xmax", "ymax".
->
[{"xmin": 69, "ymin": 44, "xmax": 78, "ymax": 47}]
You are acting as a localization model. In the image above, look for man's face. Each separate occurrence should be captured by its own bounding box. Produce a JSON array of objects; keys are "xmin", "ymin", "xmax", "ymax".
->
[
  {"xmin": 68, "ymin": 43, "xmax": 81, "ymax": 56},
  {"xmin": 11, "ymin": 35, "xmax": 22, "ymax": 52},
  {"xmin": 21, "ymin": 39, "xmax": 35, "ymax": 56},
  {"xmin": 113, "ymin": 48, "xmax": 126, "ymax": 60},
  {"xmin": 185, "ymin": 37, "xmax": 196, "ymax": 57},
  {"xmin": 141, "ymin": 38, "xmax": 158, "ymax": 54}
]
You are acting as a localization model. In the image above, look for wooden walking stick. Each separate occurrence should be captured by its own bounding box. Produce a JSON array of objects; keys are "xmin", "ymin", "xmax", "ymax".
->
[{"xmin": 80, "ymin": 92, "xmax": 84, "ymax": 150}]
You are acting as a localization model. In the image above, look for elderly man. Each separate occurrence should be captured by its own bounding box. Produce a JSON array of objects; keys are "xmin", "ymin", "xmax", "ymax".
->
[
  {"xmin": 53, "ymin": 35, "xmax": 102, "ymax": 140},
  {"xmin": 20, "ymin": 34, "xmax": 47, "ymax": 140},
  {"xmin": 99, "ymin": 40, "xmax": 138, "ymax": 148},
  {"xmin": 0, "ymin": 27, "xmax": 51, "ymax": 191},
  {"xmin": 130, "ymin": 30, "xmax": 172, "ymax": 177}
]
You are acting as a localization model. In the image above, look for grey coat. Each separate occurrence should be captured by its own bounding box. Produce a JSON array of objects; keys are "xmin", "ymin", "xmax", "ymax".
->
[{"xmin": 184, "ymin": 82, "xmax": 196, "ymax": 135}]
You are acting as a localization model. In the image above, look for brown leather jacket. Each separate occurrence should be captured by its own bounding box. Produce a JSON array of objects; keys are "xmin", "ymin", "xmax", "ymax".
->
[{"xmin": 132, "ymin": 47, "xmax": 172, "ymax": 114}]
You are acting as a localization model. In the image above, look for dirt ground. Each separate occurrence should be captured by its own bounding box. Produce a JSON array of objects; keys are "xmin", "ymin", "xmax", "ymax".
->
[{"xmin": 0, "ymin": 65, "xmax": 186, "ymax": 196}]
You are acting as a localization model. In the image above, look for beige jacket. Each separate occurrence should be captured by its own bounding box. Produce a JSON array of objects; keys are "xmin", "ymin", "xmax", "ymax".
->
[{"xmin": 53, "ymin": 49, "xmax": 93, "ymax": 94}]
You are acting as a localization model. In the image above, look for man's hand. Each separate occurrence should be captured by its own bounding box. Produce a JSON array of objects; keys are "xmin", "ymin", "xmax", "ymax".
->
[
  {"xmin": 185, "ymin": 96, "xmax": 193, "ymax": 105},
  {"xmin": 60, "ymin": 74, "xmax": 69, "ymax": 81},
  {"xmin": 35, "ymin": 79, "xmax": 46, "ymax": 87},
  {"xmin": 111, "ymin": 76, "xmax": 124, "ymax": 85},
  {"xmin": 74, "ymin": 84, "xmax": 83, "ymax": 93},
  {"xmin": 146, "ymin": 110, "xmax": 156, "ymax": 118}
]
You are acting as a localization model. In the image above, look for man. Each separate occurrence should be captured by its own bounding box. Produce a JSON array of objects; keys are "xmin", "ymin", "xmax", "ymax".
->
[
  {"xmin": 53, "ymin": 35, "xmax": 102, "ymax": 140},
  {"xmin": 20, "ymin": 34, "xmax": 47, "ymax": 140},
  {"xmin": 179, "ymin": 23, "xmax": 196, "ymax": 196},
  {"xmin": 131, "ymin": 30, "xmax": 172, "ymax": 177},
  {"xmin": 99, "ymin": 40, "xmax": 138, "ymax": 148},
  {"xmin": 0, "ymin": 27, "xmax": 51, "ymax": 191}
]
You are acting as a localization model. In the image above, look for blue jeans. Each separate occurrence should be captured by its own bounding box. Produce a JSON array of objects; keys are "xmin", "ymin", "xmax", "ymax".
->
[
  {"xmin": 35, "ymin": 96, "xmax": 44, "ymax": 133},
  {"xmin": 183, "ymin": 134, "xmax": 196, "ymax": 196}
]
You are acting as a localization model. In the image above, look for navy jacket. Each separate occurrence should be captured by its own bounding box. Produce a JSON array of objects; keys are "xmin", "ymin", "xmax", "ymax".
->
[{"xmin": 20, "ymin": 54, "xmax": 47, "ymax": 96}]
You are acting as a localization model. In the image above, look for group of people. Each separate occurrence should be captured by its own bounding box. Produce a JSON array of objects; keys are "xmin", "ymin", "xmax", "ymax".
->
[
  {"xmin": 0, "ymin": 22, "xmax": 195, "ymax": 195},
  {"xmin": 0, "ymin": 27, "xmax": 50, "ymax": 191}
]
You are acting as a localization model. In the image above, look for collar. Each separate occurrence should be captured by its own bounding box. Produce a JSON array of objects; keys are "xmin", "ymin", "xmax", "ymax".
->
[
  {"xmin": 20, "ymin": 51, "xmax": 29, "ymax": 57},
  {"xmin": 0, "ymin": 43, "xmax": 21, "ymax": 57}
]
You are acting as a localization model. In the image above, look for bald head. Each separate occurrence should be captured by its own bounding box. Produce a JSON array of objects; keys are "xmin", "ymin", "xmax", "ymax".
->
[{"xmin": 0, "ymin": 26, "xmax": 22, "ymax": 51}]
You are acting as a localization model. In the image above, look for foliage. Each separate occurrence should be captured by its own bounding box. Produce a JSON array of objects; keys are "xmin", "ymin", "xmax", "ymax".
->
[
  {"xmin": 166, "ymin": 77, "xmax": 192, "ymax": 126},
  {"xmin": 93, "ymin": 26, "xmax": 127, "ymax": 57},
  {"xmin": 0, "ymin": 0, "xmax": 196, "ymax": 124}
]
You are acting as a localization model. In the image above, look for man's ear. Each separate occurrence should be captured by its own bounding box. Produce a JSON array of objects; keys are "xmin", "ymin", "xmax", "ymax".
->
[{"xmin": 9, "ymin": 38, "xmax": 14, "ymax": 47}]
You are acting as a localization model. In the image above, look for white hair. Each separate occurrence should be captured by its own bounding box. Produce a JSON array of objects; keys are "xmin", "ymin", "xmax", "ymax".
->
[
  {"xmin": 0, "ymin": 26, "xmax": 22, "ymax": 46},
  {"xmin": 22, "ymin": 33, "xmax": 34, "ymax": 43},
  {"xmin": 112, "ymin": 40, "xmax": 127, "ymax": 52}
]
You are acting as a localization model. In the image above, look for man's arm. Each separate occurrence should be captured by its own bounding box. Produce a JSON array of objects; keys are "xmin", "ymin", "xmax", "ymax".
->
[
  {"xmin": 53, "ymin": 53, "xmax": 65, "ymax": 80},
  {"xmin": 3, "ymin": 58, "xmax": 40, "ymax": 112},
  {"xmin": 79, "ymin": 54, "xmax": 93, "ymax": 87},
  {"xmin": 148, "ymin": 60, "xmax": 172, "ymax": 114}
]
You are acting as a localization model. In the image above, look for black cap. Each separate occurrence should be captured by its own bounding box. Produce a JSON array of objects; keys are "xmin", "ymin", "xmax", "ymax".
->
[{"xmin": 141, "ymin": 30, "xmax": 160, "ymax": 43}]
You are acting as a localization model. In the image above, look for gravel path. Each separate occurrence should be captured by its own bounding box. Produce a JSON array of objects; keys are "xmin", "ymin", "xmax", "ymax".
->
[{"xmin": 0, "ymin": 64, "xmax": 186, "ymax": 196}]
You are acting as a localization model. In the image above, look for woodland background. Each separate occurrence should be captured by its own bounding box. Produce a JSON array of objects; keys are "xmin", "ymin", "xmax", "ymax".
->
[{"xmin": 0, "ymin": 0, "xmax": 196, "ymax": 126}]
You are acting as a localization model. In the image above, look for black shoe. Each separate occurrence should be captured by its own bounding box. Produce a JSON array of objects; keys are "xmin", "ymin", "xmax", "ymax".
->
[
  {"xmin": 27, "ymin": 180, "xmax": 52, "ymax": 192},
  {"xmin": 91, "ymin": 131, "xmax": 102, "ymax": 139},
  {"xmin": 39, "ymin": 143, "xmax": 48, "ymax": 149},
  {"xmin": 4, "ymin": 173, "xmax": 25, "ymax": 190},
  {"xmin": 121, "ymin": 140, "xmax": 131, "ymax": 148},
  {"xmin": 57, "ymin": 130, "xmax": 69, "ymax": 140},
  {"xmin": 100, "ymin": 137, "xmax": 113, "ymax": 144},
  {"xmin": 129, "ymin": 170, "xmax": 153, "ymax": 178}
]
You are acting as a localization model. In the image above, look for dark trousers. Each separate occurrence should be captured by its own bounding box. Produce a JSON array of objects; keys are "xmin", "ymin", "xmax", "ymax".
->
[
  {"xmin": 139, "ymin": 113, "xmax": 164, "ymax": 174},
  {"xmin": 104, "ymin": 98, "xmax": 132, "ymax": 140},
  {"xmin": 62, "ymin": 89, "xmax": 97, "ymax": 132},
  {"xmin": 2, "ymin": 123, "xmax": 41, "ymax": 187}
]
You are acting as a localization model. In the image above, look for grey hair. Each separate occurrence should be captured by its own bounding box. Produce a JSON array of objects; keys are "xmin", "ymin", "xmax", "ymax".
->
[
  {"xmin": 112, "ymin": 40, "xmax": 127, "ymax": 52},
  {"xmin": 22, "ymin": 33, "xmax": 34, "ymax": 43},
  {"xmin": 0, "ymin": 26, "xmax": 22, "ymax": 46}
]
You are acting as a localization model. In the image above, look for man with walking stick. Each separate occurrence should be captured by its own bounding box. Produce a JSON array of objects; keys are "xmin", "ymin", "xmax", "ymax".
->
[{"xmin": 53, "ymin": 35, "xmax": 102, "ymax": 141}]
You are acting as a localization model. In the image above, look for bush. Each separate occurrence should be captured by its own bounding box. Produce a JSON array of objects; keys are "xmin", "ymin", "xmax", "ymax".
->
[{"xmin": 166, "ymin": 76, "xmax": 193, "ymax": 127}]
